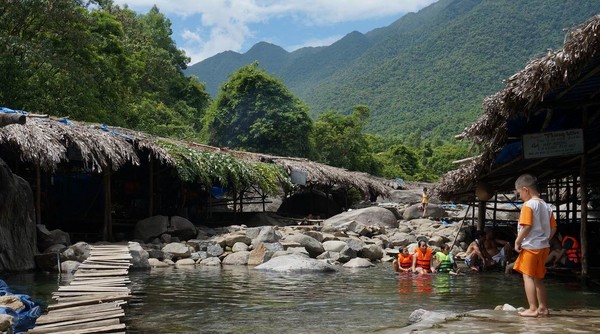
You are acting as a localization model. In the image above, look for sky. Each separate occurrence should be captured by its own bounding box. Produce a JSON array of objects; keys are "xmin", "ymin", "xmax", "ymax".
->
[{"xmin": 112, "ymin": 0, "xmax": 438, "ymax": 65}]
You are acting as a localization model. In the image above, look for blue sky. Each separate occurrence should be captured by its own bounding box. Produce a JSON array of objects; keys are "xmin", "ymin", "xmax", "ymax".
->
[{"xmin": 113, "ymin": 0, "xmax": 438, "ymax": 65}]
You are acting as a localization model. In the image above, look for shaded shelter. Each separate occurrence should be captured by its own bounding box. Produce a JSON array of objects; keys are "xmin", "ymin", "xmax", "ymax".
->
[
  {"xmin": 0, "ymin": 112, "xmax": 390, "ymax": 241},
  {"xmin": 438, "ymin": 14, "xmax": 600, "ymax": 279}
]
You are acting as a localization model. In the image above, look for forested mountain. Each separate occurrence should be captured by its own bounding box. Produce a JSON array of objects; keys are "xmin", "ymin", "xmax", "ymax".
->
[{"xmin": 186, "ymin": 0, "xmax": 600, "ymax": 139}]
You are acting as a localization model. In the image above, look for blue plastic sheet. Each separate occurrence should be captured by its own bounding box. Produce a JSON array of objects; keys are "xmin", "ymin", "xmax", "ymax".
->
[{"xmin": 0, "ymin": 280, "xmax": 42, "ymax": 333}]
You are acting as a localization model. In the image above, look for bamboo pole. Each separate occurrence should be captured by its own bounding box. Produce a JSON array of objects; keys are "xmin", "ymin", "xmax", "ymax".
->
[{"xmin": 36, "ymin": 164, "xmax": 41, "ymax": 225}]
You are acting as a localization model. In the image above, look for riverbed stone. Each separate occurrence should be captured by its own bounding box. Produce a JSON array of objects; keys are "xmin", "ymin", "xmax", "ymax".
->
[
  {"xmin": 162, "ymin": 242, "xmax": 190, "ymax": 258},
  {"xmin": 322, "ymin": 240, "xmax": 347, "ymax": 252},
  {"xmin": 248, "ymin": 243, "xmax": 283, "ymax": 265},
  {"xmin": 224, "ymin": 233, "xmax": 252, "ymax": 247},
  {"xmin": 359, "ymin": 244, "xmax": 384, "ymax": 260},
  {"xmin": 284, "ymin": 234, "xmax": 324, "ymax": 257},
  {"xmin": 62, "ymin": 242, "xmax": 91, "ymax": 262},
  {"xmin": 175, "ymin": 258, "xmax": 196, "ymax": 266},
  {"xmin": 148, "ymin": 258, "xmax": 169, "ymax": 267},
  {"xmin": 232, "ymin": 242, "xmax": 249, "ymax": 252},
  {"xmin": 60, "ymin": 260, "xmax": 81, "ymax": 273},
  {"xmin": 222, "ymin": 251, "xmax": 250, "ymax": 265},
  {"xmin": 343, "ymin": 258, "xmax": 374, "ymax": 268},
  {"xmin": 199, "ymin": 257, "xmax": 221, "ymax": 266},
  {"xmin": 251, "ymin": 226, "xmax": 281, "ymax": 246},
  {"xmin": 129, "ymin": 242, "xmax": 150, "ymax": 269},
  {"xmin": 207, "ymin": 244, "xmax": 224, "ymax": 257},
  {"xmin": 255, "ymin": 254, "xmax": 338, "ymax": 272}
]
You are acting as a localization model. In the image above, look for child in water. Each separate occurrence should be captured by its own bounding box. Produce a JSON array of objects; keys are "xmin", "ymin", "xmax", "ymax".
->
[
  {"xmin": 393, "ymin": 247, "xmax": 413, "ymax": 273},
  {"xmin": 433, "ymin": 244, "xmax": 460, "ymax": 275}
]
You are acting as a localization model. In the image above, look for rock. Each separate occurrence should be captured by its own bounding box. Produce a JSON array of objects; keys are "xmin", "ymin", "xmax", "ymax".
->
[
  {"xmin": 207, "ymin": 244, "xmax": 224, "ymax": 257},
  {"xmin": 34, "ymin": 253, "xmax": 59, "ymax": 271},
  {"xmin": 146, "ymin": 249, "xmax": 165, "ymax": 260},
  {"xmin": 42, "ymin": 244, "xmax": 67, "ymax": 255},
  {"xmin": 0, "ymin": 295, "xmax": 25, "ymax": 310},
  {"xmin": 389, "ymin": 232, "xmax": 416, "ymax": 247},
  {"xmin": 148, "ymin": 258, "xmax": 169, "ymax": 267},
  {"xmin": 62, "ymin": 242, "xmax": 91, "ymax": 262},
  {"xmin": 303, "ymin": 231, "xmax": 324, "ymax": 242},
  {"xmin": 224, "ymin": 233, "xmax": 252, "ymax": 247},
  {"xmin": 255, "ymin": 254, "xmax": 338, "ymax": 272},
  {"xmin": 168, "ymin": 216, "xmax": 197, "ymax": 241},
  {"xmin": 129, "ymin": 242, "xmax": 150, "ymax": 269},
  {"xmin": 134, "ymin": 215, "xmax": 168, "ymax": 243},
  {"xmin": 0, "ymin": 314, "xmax": 13, "ymax": 332},
  {"xmin": 164, "ymin": 259, "xmax": 175, "ymax": 265},
  {"xmin": 287, "ymin": 247, "xmax": 310, "ymax": 256},
  {"xmin": 427, "ymin": 235, "xmax": 448, "ymax": 247},
  {"xmin": 198, "ymin": 257, "xmax": 221, "ymax": 266},
  {"xmin": 359, "ymin": 244, "xmax": 384, "ymax": 260},
  {"xmin": 231, "ymin": 242, "xmax": 249, "ymax": 252},
  {"xmin": 501, "ymin": 304, "xmax": 517, "ymax": 311},
  {"xmin": 343, "ymin": 258, "xmax": 374, "ymax": 268},
  {"xmin": 248, "ymin": 243, "xmax": 283, "ymax": 265},
  {"xmin": 322, "ymin": 240, "xmax": 347, "ymax": 252},
  {"xmin": 403, "ymin": 204, "xmax": 447, "ymax": 220},
  {"xmin": 222, "ymin": 251, "xmax": 250, "ymax": 265},
  {"xmin": 162, "ymin": 242, "xmax": 190, "ymax": 258},
  {"xmin": 344, "ymin": 238, "xmax": 366, "ymax": 252},
  {"xmin": 60, "ymin": 260, "xmax": 81, "ymax": 273},
  {"xmin": 338, "ymin": 246, "xmax": 357, "ymax": 263},
  {"xmin": 251, "ymin": 226, "xmax": 282, "ymax": 246},
  {"xmin": 175, "ymin": 258, "xmax": 196, "ymax": 266},
  {"xmin": 284, "ymin": 234, "xmax": 324, "ymax": 257},
  {"xmin": 160, "ymin": 233, "xmax": 172, "ymax": 244},
  {"xmin": 381, "ymin": 189, "xmax": 422, "ymax": 205},
  {"xmin": 317, "ymin": 251, "xmax": 341, "ymax": 261},
  {"xmin": 323, "ymin": 207, "xmax": 398, "ymax": 230}
]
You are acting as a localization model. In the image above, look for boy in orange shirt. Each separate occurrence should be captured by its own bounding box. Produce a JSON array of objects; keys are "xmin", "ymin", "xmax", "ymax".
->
[{"xmin": 513, "ymin": 174, "xmax": 557, "ymax": 317}]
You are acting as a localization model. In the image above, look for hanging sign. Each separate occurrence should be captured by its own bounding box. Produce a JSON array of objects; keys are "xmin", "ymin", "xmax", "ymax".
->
[{"xmin": 523, "ymin": 129, "xmax": 583, "ymax": 159}]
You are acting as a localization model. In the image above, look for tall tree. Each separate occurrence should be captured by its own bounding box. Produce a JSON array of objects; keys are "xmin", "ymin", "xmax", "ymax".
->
[
  {"xmin": 313, "ymin": 105, "xmax": 380, "ymax": 174},
  {"xmin": 203, "ymin": 62, "xmax": 313, "ymax": 157}
]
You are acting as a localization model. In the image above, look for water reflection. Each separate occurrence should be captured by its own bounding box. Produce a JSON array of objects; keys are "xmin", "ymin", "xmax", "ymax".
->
[{"xmin": 3, "ymin": 265, "xmax": 600, "ymax": 334}]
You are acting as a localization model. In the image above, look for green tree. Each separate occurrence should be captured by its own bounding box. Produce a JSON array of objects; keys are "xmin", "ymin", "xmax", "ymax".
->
[
  {"xmin": 203, "ymin": 62, "xmax": 313, "ymax": 157},
  {"xmin": 313, "ymin": 105, "xmax": 380, "ymax": 174}
]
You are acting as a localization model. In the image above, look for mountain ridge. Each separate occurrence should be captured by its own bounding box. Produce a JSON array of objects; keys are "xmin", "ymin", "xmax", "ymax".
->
[{"xmin": 186, "ymin": 0, "xmax": 600, "ymax": 138}]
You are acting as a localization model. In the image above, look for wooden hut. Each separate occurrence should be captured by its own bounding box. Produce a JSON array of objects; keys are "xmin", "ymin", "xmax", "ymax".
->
[
  {"xmin": 0, "ymin": 113, "xmax": 390, "ymax": 241},
  {"xmin": 437, "ymin": 14, "xmax": 600, "ymax": 278}
]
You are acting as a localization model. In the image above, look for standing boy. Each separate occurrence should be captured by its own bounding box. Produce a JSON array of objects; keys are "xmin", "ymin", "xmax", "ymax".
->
[{"xmin": 513, "ymin": 174, "xmax": 557, "ymax": 317}]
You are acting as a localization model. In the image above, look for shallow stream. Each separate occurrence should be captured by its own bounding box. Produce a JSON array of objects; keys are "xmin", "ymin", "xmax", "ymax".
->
[{"xmin": 3, "ymin": 265, "xmax": 600, "ymax": 333}]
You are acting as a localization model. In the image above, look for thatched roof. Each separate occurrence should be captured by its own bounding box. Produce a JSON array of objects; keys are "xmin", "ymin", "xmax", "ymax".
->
[
  {"xmin": 438, "ymin": 14, "xmax": 600, "ymax": 200},
  {"xmin": 0, "ymin": 115, "xmax": 390, "ymax": 197}
]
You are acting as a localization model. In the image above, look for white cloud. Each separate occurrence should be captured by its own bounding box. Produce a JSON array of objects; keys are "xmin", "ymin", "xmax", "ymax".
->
[
  {"xmin": 113, "ymin": 0, "xmax": 438, "ymax": 62},
  {"xmin": 286, "ymin": 35, "xmax": 344, "ymax": 51}
]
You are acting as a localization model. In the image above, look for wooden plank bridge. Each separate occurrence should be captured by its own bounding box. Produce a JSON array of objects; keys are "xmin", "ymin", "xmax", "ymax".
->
[{"xmin": 29, "ymin": 244, "xmax": 133, "ymax": 334}]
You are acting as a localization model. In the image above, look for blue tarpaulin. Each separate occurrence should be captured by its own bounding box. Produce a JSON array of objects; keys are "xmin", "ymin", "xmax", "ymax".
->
[{"xmin": 0, "ymin": 280, "xmax": 41, "ymax": 333}]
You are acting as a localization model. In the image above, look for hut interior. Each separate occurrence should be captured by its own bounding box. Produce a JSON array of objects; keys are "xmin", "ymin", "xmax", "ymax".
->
[{"xmin": 438, "ymin": 14, "xmax": 600, "ymax": 279}]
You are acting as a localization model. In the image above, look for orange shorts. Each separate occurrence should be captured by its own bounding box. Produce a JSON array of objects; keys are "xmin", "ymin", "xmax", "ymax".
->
[{"xmin": 514, "ymin": 248, "xmax": 550, "ymax": 278}]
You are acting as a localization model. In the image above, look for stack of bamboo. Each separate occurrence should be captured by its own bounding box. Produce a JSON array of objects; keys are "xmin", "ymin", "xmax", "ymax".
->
[{"xmin": 29, "ymin": 244, "xmax": 133, "ymax": 334}]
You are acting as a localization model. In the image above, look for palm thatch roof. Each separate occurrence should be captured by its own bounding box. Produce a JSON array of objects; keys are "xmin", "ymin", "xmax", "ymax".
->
[
  {"xmin": 438, "ymin": 14, "xmax": 600, "ymax": 200},
  {"xmin": 0, "ymin": 115, "xmax": 390, "ymax": 197}
]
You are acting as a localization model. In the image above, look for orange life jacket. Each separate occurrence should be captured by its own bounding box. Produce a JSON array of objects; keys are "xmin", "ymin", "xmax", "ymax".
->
[
  {"xmin": 415, "ymin": 247, "xmax": 433, "ymax": 271},
  {"xmin": 397, "ymin": 253, "xmax": 413, "ymax": 269},
  {"xmin": 563, "ymin": 236, "xmax": 581, "ymax": 263}
]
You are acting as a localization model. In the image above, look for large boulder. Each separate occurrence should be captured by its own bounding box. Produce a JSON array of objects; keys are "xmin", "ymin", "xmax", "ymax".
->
[
  {"xmin": 322, "ymin": 207, "xmax": 398, "ymax": 230},
  {"xmin": 403, "ymin": 204, "xmax": 447, "ymax": 220},
  {"xmin": 134, "ymin": 215, "xmax": 169, "ymax": 243},
  {"xmin": 62, "ymin": 242, "xmax": 91, "ymax": 262},
  {"xmin": 381, "ymin": 189, "xmax": 422, "ymax": 204},
  {"xmin": 168, "ymin": 216, "xmax": 197, "ymax": 241},
  {"xmin": 0, "ymin": 158, "xmax": 36, "ymax": 271},
  {"xmin": 255, "ymin": 254, "xmax": 338, "ymax": 272},
  {"xmin": 37, "ymin": 225, "xmax": 70, "ymax": 251}
]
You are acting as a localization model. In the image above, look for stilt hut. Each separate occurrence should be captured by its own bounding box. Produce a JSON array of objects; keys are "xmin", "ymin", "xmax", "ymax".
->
[{"xmin": 437, "ymin": 14, "xmax": 600, "ymax": 280}]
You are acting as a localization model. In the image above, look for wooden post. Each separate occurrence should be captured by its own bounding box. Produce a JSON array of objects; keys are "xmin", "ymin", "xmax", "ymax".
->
[
  {"xmin": 148, "ymin": 156, "xmax": 154, "ymax": 217},
  {"xmin": 477, "ymin": 200, "xmax": 486, "ymax": 231},
  {"xmin": 36, "ymin": 164, "xmax": 42, "ymax": 225},
  {"xmin": 492, "ymin": 192, "xmax": 498, "ymax": 227},
  {"xmin": 103, "ymin": 170, "xmax": 112, "ymax": 241},
  {"xmin": 580, "ymin": 110, "xmax": 588, "ymax": 280}
]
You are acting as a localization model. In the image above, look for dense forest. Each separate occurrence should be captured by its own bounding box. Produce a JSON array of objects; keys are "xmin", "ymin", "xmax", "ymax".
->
[{"xmin": 13, "ymin": 0, "xmax": 597, "ymax": 182}]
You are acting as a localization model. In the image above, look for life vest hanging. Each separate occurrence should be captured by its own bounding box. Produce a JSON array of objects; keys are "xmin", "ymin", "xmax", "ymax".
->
[{"xmin": 563, "ymin": 236, "xmax": 581, "ymax": 263}]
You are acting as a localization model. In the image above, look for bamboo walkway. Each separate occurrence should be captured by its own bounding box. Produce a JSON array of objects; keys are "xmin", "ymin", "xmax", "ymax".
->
[{"xmin": 29, "ymin": 244, "xmax": 133, "ymax": 334}]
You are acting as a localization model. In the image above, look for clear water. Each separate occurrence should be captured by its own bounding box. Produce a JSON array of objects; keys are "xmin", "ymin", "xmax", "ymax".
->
[{"xmin": 3, "ymin": 265, "xmax": 600, "ymax": 333}]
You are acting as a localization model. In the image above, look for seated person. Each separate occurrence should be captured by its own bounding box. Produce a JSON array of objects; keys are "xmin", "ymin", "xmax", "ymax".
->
[
  {"xmin": 546, "ymin": 232, "xmax": 581, "ymax": 269},
  {"xmin": 433, "ymin": 244, "xmax": 459, "ymax": 275},
  {"xmin": 412, "ymin": 240, "xmax": 436, "ymax": 274},
  {"xmin": 464, "ymin": 231, "xmax": 494, "ymax": 271},
  {"xmin": 393, "ymin": 247, "xmax": 413, "ymax": 273},
  {"xmin": 484, "ymin": 228, "xmax": 512, "ymax": 267}
]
